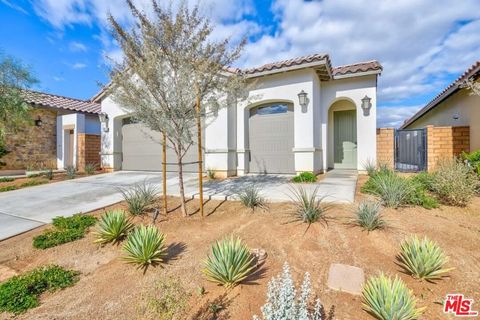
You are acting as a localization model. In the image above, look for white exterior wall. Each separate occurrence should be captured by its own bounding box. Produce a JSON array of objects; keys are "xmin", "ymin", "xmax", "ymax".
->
[{"xmin": 320, "ymin": 75, "xmax": 378, "ymax": 170}]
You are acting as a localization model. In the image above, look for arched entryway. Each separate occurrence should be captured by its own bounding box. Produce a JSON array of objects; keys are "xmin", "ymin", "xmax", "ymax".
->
[
  {"xmin": 248, "ymin": 102, "xmax": 295, "ymax": 174},
  {"xmin": 328, "ymin": 99, "xmax": 357, "ymax": 169}
]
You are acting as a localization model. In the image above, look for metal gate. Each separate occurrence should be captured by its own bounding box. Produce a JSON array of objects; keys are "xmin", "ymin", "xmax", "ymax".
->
[{"xmin": 395, "ymin": 129, "xmax": 427, "ymax": 172}]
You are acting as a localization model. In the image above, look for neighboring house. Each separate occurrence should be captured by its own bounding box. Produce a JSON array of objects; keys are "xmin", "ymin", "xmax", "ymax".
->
[
  {"xmin": 401, "ymin": 61, "xmax": 480, "ymax": 151},
  {"xmin": 94, "ymin": 53, "xmax": 382, "ymax": 176},
  {"xmin": 1, "ymin": 90, "xmax": 101, "ymax": 173}
]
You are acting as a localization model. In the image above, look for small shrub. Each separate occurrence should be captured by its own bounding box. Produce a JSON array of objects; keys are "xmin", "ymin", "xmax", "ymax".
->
[
  {"xmin": 292, "ymin": 172, "xmax": 317, "ymax": 183},
  {"xmin": 20, "ymin": 179, "xmax": 49, "ymax": 188},
  {"xmin": 410, "ymin": 172, "xmax": 435, "ymax": 191},
  {"xmin": 207, "ymin": 168, "xmax": 216, "ymax": 180},
  {"xmin": 94, "ymin": 209, "xmax": 134, "ymax": 244},
  {"xmin": 85, "ymin": 163, "xmax": 98, "ymax": 175},
  {"xmin": 44, "ymin": 168, "xmax": 54, "ymax": 180},
  {"xmin": 354, "ymin": 201, "xmax": 386, "ymax": 231},
  {"xmin": 123, "ymin": 225, "xmax": 167, "ymax": 269},
  {"xmin": 288, "ymin": 186, "xmax": 329, "ymax": 226},
  {"xmin": 362, "ymin": 273, "xmax": 425, "ymax": 320},
  {"xmin": 66, "ymin": 165, "xmax": 76, "ymax": 179},
  {"xmin": 33, "ymin": 214, "xmax": 96, "ymax": 249},
  {"xmin": 361, "ymin": 170, "xmax": 413, "ymax": 208},
  {"xmin": 120, "ymin": 181, "xmax": 158, "ymax": 215},
  {"xmin": 0, "ymin": 265, "xmax": 79, "ymax": 314},
  {"xmin": 0, "ymin": 185, "xmax": 17, "ymax": 192},
  {"xmin": 203, "ymin": 235, "xmax": 255, "ymax": 288},
  {"xmin": 0, "ymin": 177, "xmax": 14, "ymax": 183},
  {"xmin": 237, "ymin": 185, "xmax": 267, "ymax": 211},
  {"xmin": 462, "ymin": 149, "xmax": 480, "ymax": 175},
  {"xmin": 253, "ymin": 262, "xmax": 323, "ymax": 320},
  {"xmin": 26, "ymin": 173, "xmax": 42, "ymax": 178},
  {"xmin": 398, "ymin": 236, "xmax": 453, "ymax": 281},
  {"xmin": 431, "ymin": 158, "xmax": 478, "ymax": 206},
  {"xmin": 408, "ymin": 181, "xmax": 439, "ymax": 209},
  {"xmin": 363, "ymin": 158, "xmax": 377, "ymax": 176}
]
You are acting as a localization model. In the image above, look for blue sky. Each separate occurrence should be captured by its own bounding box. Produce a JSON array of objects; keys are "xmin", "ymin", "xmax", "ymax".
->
[{"xmin": 1, "ymin": 0, "xmax": 479, "ymax": 127}]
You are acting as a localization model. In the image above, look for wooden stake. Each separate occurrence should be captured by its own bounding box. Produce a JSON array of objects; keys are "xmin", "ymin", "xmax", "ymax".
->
[
  {"xmin": 196, "ymin": 91, "xmax": 204, "ymax": 217},
  {"xmin": 162, "ymin": 130, "xmax": 167, "ymax": 216}
]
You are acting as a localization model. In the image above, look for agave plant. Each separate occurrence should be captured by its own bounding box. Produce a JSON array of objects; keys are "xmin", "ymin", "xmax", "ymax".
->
[
  {"xmin": 94, "ymin": 209, "xmax": 134, "ymax": 244},
  {"xmin": 237, "ymin": 185, "xmax": 267, "ymax": 211},
  {"xmin": 123, "ymin": 225, "xmax": 167, "ymax": 268},
  {"xmin": 288, "ymin": 186, "xmax": 329, "ymax": 226},
  {"xmin": 398, "ymin": 236, "xmax": 453, "ymax": 281},
  {"xmin": 203, "ymin": 235, "xmax": 255, "ymax": 288},
  {"xmin": 362, "ymin": 273, "xmax": 425, "ymax": 320},
  {"xmin": 120, "ymin": 181, "xmax": 158, "ymax": 215},
  {"xmin": 355, "ymin": 200, "xmax": 386, "ymax": 231}
]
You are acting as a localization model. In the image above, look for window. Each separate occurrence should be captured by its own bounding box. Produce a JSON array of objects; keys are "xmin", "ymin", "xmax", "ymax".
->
[{"xmin": 256, "ymin": 103, "xmax": 289, "ymax": 115}]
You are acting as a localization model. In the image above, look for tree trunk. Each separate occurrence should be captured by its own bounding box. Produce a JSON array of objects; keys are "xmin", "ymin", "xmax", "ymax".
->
[
  {"xmin": 195, "ymin": 92, "xmax": 204, "ymax": 217},
  {"xmin": 176, "ymin": 149, "xmax": 188, "ymax": 217},
  {"xmin": 162, "ymin": 130, "xmax": 167, "ymax": 216}
]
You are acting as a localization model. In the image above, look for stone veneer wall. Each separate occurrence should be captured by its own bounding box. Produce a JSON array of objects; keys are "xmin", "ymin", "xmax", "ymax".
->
[
  {"xmin": 77, "ymin": 133, "xmax": 101, "ymax": 172},
  {"xmin": 376, "ymin": 128, "xmax": 395, "ymax": 169},
  {"xmin": 1, "ymin": 108, "xmax": 57, "ymax": 170},
  {"xmin": 426, "ymin": 125, "xmax": 470, "ymax": 171}
]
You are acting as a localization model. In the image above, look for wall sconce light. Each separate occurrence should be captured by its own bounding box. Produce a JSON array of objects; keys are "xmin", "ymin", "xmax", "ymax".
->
[
  {"xmin": 361, "ymin": 95, "xmax": 372, "ymax": 116},
  {"xmin": 98, "ymin": 112, "xmax": 109, "ymax": 132},
  {"xmin": 452, "ymin": 113, "xmax": 460, "ymax": 120},
  {"xmin": 298, "ymin": 90, "xmax": 309, "ymax": 113},
  {"xmin": 34, "ymin": 117, "xmax": 43, "ymax": 127}
]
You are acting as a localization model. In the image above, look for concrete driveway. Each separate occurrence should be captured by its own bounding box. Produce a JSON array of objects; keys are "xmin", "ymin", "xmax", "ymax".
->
[{"xmin": 0, "ymin": 169, "xmax": 357, "ymax": 241}]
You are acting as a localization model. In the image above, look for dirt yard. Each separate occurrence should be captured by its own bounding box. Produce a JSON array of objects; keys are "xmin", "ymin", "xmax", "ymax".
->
[{"xmin": 0, "ymin": 176, "xmax": 479, "ymax": 319}]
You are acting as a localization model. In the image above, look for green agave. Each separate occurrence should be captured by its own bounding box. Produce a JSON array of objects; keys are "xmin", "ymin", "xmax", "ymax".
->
[
  {"xmin": 362, "ymin": 273, "xmax": 425, "ymax": 320},
  {"xmin": 94, "ymin": 209, "xmax": 134, "ymax": 244},
  {"xmin": 398, "ymin": 236, "xmax": 453, "ymax": 281},
  {"xmin": 203, "ymin": 235, "xmax": 255, "ymax": 288},
  {"xmin": 122, "ymin": 225, "xmax": 167, "ymax": 268}
]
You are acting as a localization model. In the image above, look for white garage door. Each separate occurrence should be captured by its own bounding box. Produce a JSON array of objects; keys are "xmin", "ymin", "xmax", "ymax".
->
[
  {"xmin": 249, "ymin": 103, "xmax": 295, "ymax": 174},
  {"xmin": 121, "ymin": 119, "xmax": 203, "ymax": 172}
]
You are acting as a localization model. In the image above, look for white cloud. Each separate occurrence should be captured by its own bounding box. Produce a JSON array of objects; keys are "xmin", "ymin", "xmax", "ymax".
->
[
  {"xmin": 72, "ymin": 62, "xmax": 87, "ymax": 69},
  {"xmin": 377, "ymin": 105, "xmax": 422, "ymax": 128},
  {"xmin": 69, "ymin": 41, "xmax": 88, "ymax": 52},
  {"xmin": 0, "ymin": 0, "xmax": 29, "ymax": 14},
  {"xmin": 53, "ymin": 76, "xmax": 65, "ymax": 82}
]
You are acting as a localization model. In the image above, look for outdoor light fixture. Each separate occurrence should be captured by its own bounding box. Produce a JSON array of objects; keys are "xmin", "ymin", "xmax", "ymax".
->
[
  {"xmin": 298, "ymin": 90, "xmax": 308, "ymax": 113},
  {"xmin": 361, "ymin": 95, "xmax": 372, "ymax": 116},
  {"xmin": 452, "ymin": 113, "xmax": 460, "ymax": 120},
  {"xmin": 98, "ymin": 112, "xmax": 109, "ymax": 132},
  {"xmin": 34, "ymin": 117, "xmax": 43, "ymax": 127}
]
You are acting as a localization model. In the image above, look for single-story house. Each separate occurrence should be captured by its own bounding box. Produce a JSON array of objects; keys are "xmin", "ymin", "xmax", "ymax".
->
[
  {"xmin": 94, "ymin": 53, "xmax": 382, "ymax": 176},
  {"xmin": 401, "ymin": 60, "xmax": 480, "ymax": 151},
  {"xmin": 1, "ymin": 90, "xmax": 101, "ymax": 173}
]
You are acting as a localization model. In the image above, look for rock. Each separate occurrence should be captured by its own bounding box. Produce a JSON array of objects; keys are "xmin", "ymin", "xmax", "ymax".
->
[
  {"xmin": 0, "ymin": 265, "xmax": 18, "ymax": 282},
  {"xmin": 327, "ymin": 263, "xmax": 364, "ymax": 295},
  {"xmin": 251, "ymin": 248, "xmax": 267, "ymax": 267}
]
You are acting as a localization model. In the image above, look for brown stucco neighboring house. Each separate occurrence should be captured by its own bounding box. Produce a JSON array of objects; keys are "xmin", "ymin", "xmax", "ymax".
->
[
  {"xmin": 401, "ymin": 60, "xmax": 480, "ymax": 151},
  {"xmin": 1, "ymin": 90, "xmax": 101, "ymax": 173}
]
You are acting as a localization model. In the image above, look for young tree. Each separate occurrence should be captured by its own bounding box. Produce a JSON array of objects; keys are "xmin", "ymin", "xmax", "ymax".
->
[
  {"xmin": 107, "ymin": 1, "xmax": 248, "ymax": 217},
  {"xmin": 0, "ymin": 52, "xmax": 37, "ymax": 166}
]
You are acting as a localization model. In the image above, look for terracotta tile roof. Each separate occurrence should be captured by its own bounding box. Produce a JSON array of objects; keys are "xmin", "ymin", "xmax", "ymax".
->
[
  {"xmin": 332, "ymin": 60, "xmax": 383, "ymax": 77},
  {"xmin": 401, "ymin": 60, "xmax": 480, "ymax": 129},
  {"xmin": 23, "ymin": 90, "xmax": 101, "ymax": 114},
  {"xmin": 243, "ymin": 53, "xmax": 330, "ymax": 75}
]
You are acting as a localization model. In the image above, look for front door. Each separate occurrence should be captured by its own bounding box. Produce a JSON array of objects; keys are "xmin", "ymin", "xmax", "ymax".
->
[{"xmin": 334, "ymin": 110, "xmax": 357, "ymax": 169}]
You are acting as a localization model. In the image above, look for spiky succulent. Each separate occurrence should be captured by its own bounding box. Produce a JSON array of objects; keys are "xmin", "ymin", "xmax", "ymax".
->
[
  {"xmin": 355, "ymin": 200, "xmax": 387, "ymax": 231},
  {"xmin": 203, "ymin": 235, "xmax": 255, "ymax": 288},
  {"xmin": 237, "ymin": 185, "xmax": 267, "ymax": 211},
  {"xmin": 122, "ymin": 225, "xmax": 167, "ymax": 269},
  {"xmin": 362, "ymin": 273, "xmax": 425, "ymax": 320},
  {"xmin": 398, "ymin": 236, "xmax": 453, "ymax": 281},
  {"xmin": 288, "ymin": 186, "xmax": 329, "ymax": 225},
  {"xmin": 94, "ymin": 209, "xmax": 134, "ymax": 244}
]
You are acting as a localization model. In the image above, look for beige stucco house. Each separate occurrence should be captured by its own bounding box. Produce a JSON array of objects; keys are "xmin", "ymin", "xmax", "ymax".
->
[{"xmin": 402, "ymin": 61, "xmax": 480, "ymax": 151}]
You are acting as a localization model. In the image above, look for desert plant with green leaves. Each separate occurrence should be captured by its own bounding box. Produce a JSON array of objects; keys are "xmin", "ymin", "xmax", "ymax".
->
[
  {"xmin": 84, "ymin": 163, "xmax": 98, "ymax": 175},
  {"xmin": 398, "ymin": 236, "xmax": 453, "ymax": 281},
  {"xmin": 288, "ymin": 186, "xmax": 329, "ymax": 227},
  {"xmin": 291, "ymin": 172, "xmax": 317, "ymax": 183},
  {"xmin": 0, "ymin": 177, "xmax": 14, "ymax": 183},
  {"xmin": 120, "ymin": 181, "xmax": 158, "ymax": 215},
  {"xmin": 94, "ymin": 209, "xmax": 134, "ymax": 245},
  {"xmin": 354, "ymin": 201, "xmax": 386, "ymax": 231},
  {"xmin": 361, "ymin": 170, "xmax": 413, "ymax": 208},
  {"xmin": 253, "ymin": 262, "xmax": 323, "ymax": 320},
  {"xmin": 123, "ymin": 225, "xmax": 167, "ymax": 269},
  {"xmin": 237, "ymin": 185, "xmax": 267, "ymax": 211},
  {"xmin": 207, "ymin": 168, "xmax": 216, "ymax": 180},
  {"xmin": 362, "ymin": 273, "xmax": 425, "ymax": 320},
  {"xmin": 44, "ymin": 168, "xmax": 54, "ymax": 180},
  {"xmin": 203, "ymin": 235, "xmax": 255, "ymax": 288},
  {"xmin": 65, "ymin": 165, "xmax": 76, "ymax": 179},
  {"xmin": 363, "ymin": 158, "xmax": 377, "ymax": 176},
  {"xmin": 431, "ymin": 158, "xmax": 478, "ymax": 206},
  {"xmin": 462, "ymin": 149, "xmax": 480, "ymax": 175}
]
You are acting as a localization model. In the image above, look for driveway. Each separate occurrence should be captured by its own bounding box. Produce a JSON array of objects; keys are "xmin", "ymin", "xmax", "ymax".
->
[{"xmin": 0, "ymin": 170, "xmax": 357, "ymax": 241}]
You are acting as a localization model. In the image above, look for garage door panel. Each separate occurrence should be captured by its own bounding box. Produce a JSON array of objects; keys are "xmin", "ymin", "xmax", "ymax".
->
[
  {"xmin": 122, "ymin": 122, "xmax": 203, "ymax": 172},
  {"xmin": 249, "ymin": 104, "xmax": 294, "ymax": 174}
]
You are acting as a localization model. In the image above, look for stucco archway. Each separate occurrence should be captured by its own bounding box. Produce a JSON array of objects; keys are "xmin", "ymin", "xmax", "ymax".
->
[{"xmin": 328, "ymin": 99, "xmax": 358, "ymax": 169}]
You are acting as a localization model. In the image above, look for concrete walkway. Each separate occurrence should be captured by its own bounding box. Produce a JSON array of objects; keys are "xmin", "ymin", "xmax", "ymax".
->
[{"xmin": 0, "ymin": 170, "xmax": 357, "ymax": 241}]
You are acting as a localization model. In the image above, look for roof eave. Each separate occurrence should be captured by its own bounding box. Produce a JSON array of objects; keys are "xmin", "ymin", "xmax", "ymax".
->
[
  {"xmin": 244, "ymin": 59, "xmax": 330, "ymax": 79},
  {"xmin": 333, "ymin": 69, "xmax": 382, "ymax": 80}
]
